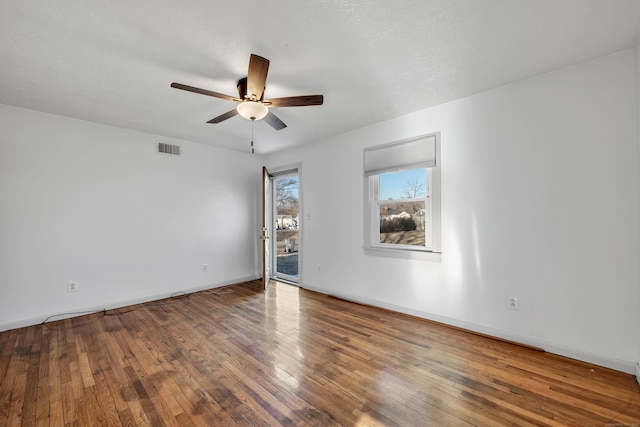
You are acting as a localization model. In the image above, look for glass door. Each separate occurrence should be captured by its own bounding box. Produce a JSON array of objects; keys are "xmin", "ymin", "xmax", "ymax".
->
[{"xmin": 272, "ymin": 172, "xmax": 299, "ymax": 284}]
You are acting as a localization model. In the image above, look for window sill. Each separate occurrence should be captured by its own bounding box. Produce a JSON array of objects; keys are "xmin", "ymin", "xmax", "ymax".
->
[{"xmin": 363, "ymin": 246, "xmax": 442, "ymax": 262}]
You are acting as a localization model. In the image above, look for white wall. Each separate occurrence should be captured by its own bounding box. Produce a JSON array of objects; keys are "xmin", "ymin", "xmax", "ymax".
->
[
  {"xmin": 267, "ymin": 50, "xmax": 639, "ymax": 373},
  {"xmin": 0, "ymin": 105, "xmax": 262, "ymax": 331}
]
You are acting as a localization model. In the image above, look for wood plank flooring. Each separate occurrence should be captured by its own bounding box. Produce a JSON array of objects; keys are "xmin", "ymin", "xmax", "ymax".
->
[{"xmin": 1, "ymin": 279, "xmax": 639, "ymax": 426}]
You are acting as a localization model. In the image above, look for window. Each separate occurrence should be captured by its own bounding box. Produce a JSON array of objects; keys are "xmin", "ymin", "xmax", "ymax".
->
[{"xmin": 364, "ymin": 133, "xmax": 441, "ymax": 253}]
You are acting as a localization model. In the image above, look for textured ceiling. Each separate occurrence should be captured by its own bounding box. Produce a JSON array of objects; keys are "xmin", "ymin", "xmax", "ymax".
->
[{"xmin": 1, "ymin": 1, "xmax": 640, "ymax": 154}]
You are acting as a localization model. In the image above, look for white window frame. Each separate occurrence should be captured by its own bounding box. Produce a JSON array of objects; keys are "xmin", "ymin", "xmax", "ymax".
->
[{"xmin": 364, "ymin": 133, "xmax": 441, "ymax": 259}]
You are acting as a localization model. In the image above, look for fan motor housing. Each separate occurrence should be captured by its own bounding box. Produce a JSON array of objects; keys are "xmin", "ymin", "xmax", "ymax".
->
[{"xmin": 237, "ymin": 77, "xmax": 264, "ymax": 101}]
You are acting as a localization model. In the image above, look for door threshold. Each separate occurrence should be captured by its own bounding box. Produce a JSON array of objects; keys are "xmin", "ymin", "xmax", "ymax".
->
[{"xmin": 273, "ymin": 278, "xmax": 299, "ymax": 287}]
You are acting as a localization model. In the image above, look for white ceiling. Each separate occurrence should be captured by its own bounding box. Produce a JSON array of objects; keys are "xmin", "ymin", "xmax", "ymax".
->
[{"xmin": 2, "ymin": 1, "xmax": 640, "ymax": 154}]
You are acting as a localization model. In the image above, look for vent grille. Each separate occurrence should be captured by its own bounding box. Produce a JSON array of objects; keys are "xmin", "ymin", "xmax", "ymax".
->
[{"xmin": 158, "ymin": 142, "xmax": 181, "ymax": 156}]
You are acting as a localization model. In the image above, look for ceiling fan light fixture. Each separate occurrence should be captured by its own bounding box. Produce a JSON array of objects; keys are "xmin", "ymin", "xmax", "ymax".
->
[{"xmin": 236, "ymin": 101, "xmax": 268, "ymax": 121}]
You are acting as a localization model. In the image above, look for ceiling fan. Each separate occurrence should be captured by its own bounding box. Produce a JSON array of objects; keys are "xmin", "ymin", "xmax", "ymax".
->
[{"xmin": 171, "ymin": 54, "xmax": 324, "ymax": 131}]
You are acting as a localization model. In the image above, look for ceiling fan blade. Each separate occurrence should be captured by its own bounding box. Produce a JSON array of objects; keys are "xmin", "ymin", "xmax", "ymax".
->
[
  {"xmin": 264, "ymin": 95, "xmax": 324, "ymax": 107},
  {"xmin": 263, "ymin": 111, "xmax": 287, "ymax": 131},
  {"xmin": 171, "ymin": 82, "xmax": 240, "ymax": 102},
  {"xmin": 207, "ymin": 109, "xmax": 239, "ymax": 124},
  {"xmin": 247, "ymin": 54, "xmax": 270, "ymax": 101}
]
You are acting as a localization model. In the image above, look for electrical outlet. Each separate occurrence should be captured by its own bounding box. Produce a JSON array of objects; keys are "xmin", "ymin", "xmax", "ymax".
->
[
  {"xmin": 507, "ymin": 296, "xmax": 519, "ymax": 310},
  {"xmin": 203, "ymin": 263, "xmax": 208, "ymax": 272},
  {"xmin": 67, "ymin": 281, "xmax": 78, "ymax": 292}
]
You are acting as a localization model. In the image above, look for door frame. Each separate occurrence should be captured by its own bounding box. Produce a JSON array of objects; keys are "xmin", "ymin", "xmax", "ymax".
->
[
  {"xmin": 267, "ymin": 163, "xmax": 303, "ymax": 286},
  {"xmin": 262, "ymin": 166, "xmax": 271, "ymax": 290}
]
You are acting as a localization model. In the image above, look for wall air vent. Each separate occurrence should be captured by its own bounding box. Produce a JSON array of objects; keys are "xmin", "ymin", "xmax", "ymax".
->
[{"xmin": 158, "ymin": 142, "xmax": 181, "ymax": 156}]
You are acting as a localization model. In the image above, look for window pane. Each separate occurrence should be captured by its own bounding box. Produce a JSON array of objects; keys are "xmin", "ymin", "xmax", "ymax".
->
[
  {"xmin": 379, "ymin": 168, "xmax": 426, "ymax": 200},
  {"xmin": 275, "ymin": 176, "xmax": 298, "ymax": 278},
  {"xmin": 379, "ymin": 200, "xmax": 426, "ymax": 246}
]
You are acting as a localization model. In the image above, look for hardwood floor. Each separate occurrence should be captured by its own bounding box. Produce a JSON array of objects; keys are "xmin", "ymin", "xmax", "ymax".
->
[{"xmin": 1, "ymin": 280, "xmax": 639, "ymax": 426}]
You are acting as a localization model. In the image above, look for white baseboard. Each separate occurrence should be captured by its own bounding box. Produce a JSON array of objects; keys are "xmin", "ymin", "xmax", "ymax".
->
[
  {"xmin": 302, "ymin": 284, "xmax": 637, "ymax": 375},
  {"xmin": 0, "ymin": 274, "xmax": 259, "ymax": 333},
  {"xmin": 635, "ymin": 364, "xmax": 640, "ymax": 386}
]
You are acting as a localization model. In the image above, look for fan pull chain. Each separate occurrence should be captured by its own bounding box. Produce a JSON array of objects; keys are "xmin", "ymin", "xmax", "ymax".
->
[{"xmin": 250, "ymin": 118, "xmax": 255, "ymax": 154}]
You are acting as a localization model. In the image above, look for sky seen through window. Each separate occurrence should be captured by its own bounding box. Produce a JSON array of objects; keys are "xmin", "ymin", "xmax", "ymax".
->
[{"xmin": 379, "ymin": 168, "xmax": 426, "ymax": 200}]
